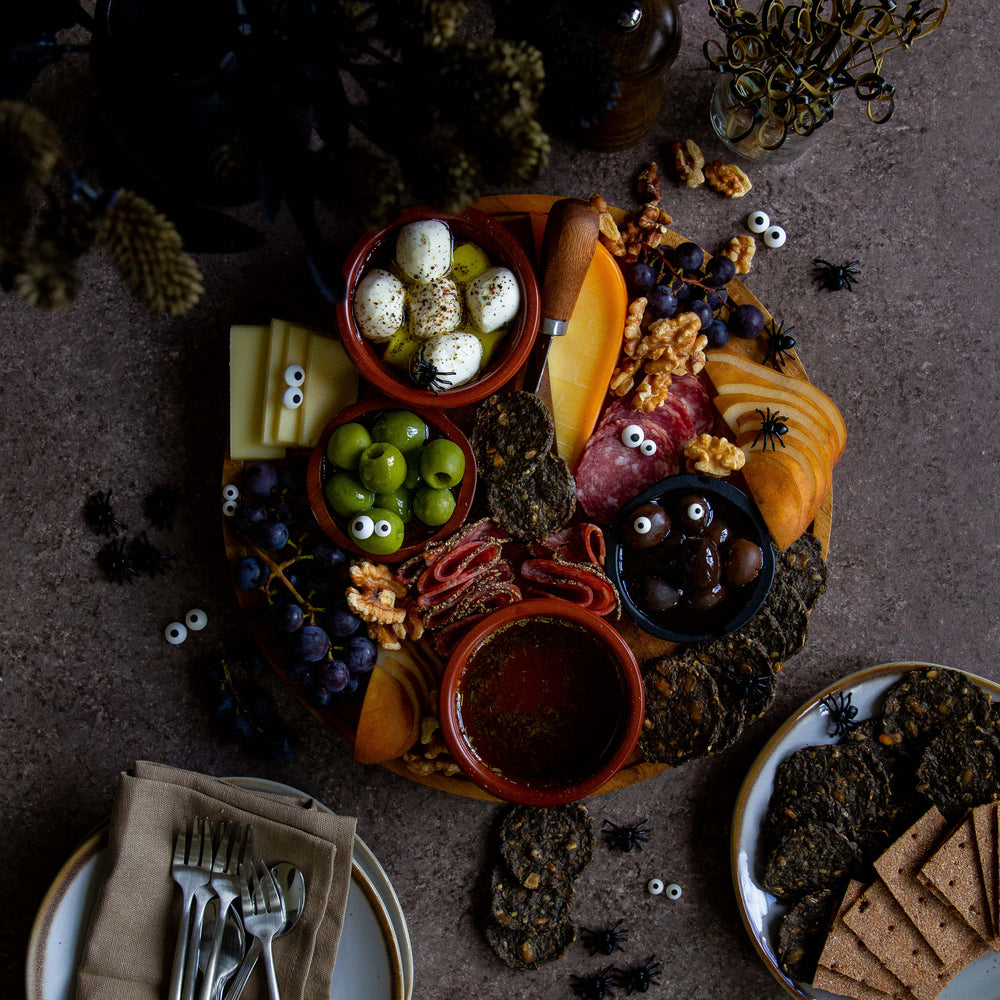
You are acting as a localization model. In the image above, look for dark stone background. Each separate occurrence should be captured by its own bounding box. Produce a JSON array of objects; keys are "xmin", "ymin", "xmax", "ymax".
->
[{"xmin": 2, "ymin": 3, "xmax": 998, "ymax": 998}]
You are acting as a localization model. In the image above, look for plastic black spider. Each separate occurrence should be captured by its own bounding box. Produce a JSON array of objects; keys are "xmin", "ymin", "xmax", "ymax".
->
[
  {"xmin": 603, "ymin": 818, "xmax": 651, "ymax": 853},
  {"xmin": 144, "ymin": 485, "xmax": 183, "ymax": 531},
  {"xmin": 581, "ymin": 919, "xmax": 629, "ymax": 956},
  {"xmin": 763, "ymin": 320, "xmax": 797, "ymax": 370},
  {"xmin": 97, "ymin": 535, "xmax": 139, "ymax": 584},
  {"xmin": 409, "ymin": 355, "xmax": 455, "ymax": 394},
  {"xmin": 615, "ymin": 956, "xmax": 663, "ymax": 995},
  {"xmin": 571, "ymin": 965, "xmax": 618, "ymax": 1000},
  {"xmin": 751, "ymin": 407, "xmax": 788, "ymax": 451},
  {"xmin": 813, "ymin": 258, "xmax": 860, "ymax": 292},
  {"xmin": 83, "ymin": 489, "xmax": 125, "ymax": 536},
  {"xmin": 820, "ymin": 691, "xmax": 861, "ymax": 737},
  {"xmin": 726, "ymin": 669, "xmax": 773, "ymax": 703},
  {"xmin": 128, "ymin": 531, "xmax": 173, "ymax": 576}
]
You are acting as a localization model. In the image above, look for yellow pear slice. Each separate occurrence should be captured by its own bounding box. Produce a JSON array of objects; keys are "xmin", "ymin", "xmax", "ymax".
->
[
  {"xmin": 719, "ymin": 396, "xmax": 836, "ymax": 467},
  {"xmin": 740, "ymin": 450, "xmax": 817, "ymax": 552},
  {"xmin": 354, "ymin": 663, "xmax": 420, "ymax": 764}
]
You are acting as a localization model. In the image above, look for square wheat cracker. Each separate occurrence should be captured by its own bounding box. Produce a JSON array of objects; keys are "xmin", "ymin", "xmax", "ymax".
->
[{"xmin": 971, "ymin": 802, "xmax": 999, "ymax": 937}]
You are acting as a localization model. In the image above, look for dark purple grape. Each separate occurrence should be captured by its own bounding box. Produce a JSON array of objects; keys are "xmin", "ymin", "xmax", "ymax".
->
[
  {"xmin": 285, "ymin": 660, "xmax": 312, "ymax": 685},
  {"xmin": 208, "ymin": 688, "xmax": 236, "ymax": 717},
  {"xmin": 244, "ymin": 462, "xmax": 278, "ymax": 497},
  {"xmin": 271, "ymin": 601, "xmax": 304, "ymax": 633},
  {"xmin": 647, "ymin": 285, "xmax": 678, "ymax": 319},
  {"xmin": 303, "ymin": 676, "xmax": 335, "ymax": 709},
  {"xmin": 234, "ymin": 556, "xmax": 267, "ymax": 590},
  {"xmin": 277, "ymin": 463, "xmax": 306, "ymax": 493},
  {"xmin": 625, "ymin": 261, "xmax": 656, "ymax": 293},
  {"xmin": 273, "ymin": 500, "xmax": 296, "ymax": 527},
  {"xmin": 250, "ymin": 718, "xmax": 299, "ymax": 762},
  {"xmin": 325, "ymin": 606, "xmax": 362, "ymax": 638},
  {"xmin": 318, "ymin": 658, "xmax": 351, "ymax": 692},
  {"xmin": 706, "ymin": 255, "xmax": 736, "ymax": 286},
  {"xmin": 674, "ymin": 242, "xmax": 704, "ymax": 272},
  {"xmin": 240, "ymin": 679, "xmax": 276, "ymax": 719},
  {"xmin": 701, "ymin": 287, "xmax": 727, "ymax": 311},
  {"xmin": 313, "ymin": 543, "xmax": 347, "ymax": 572},
  {"xmin": 290, "ymin": 625, "xmax": 330, "ymax": 662},
  {"xmin": 344, "ymin": 635, "xmax": 378, "ymax": 674},
  {"xmin": 256, "ymin": 519, "xmax": 289, "ymax": 551},
  {"xmin": 675, "ymin": 281, "xmax": 695, "ymax": 308},
  {"xmin": 233, "ymin": 499, "xmax": 268, "ymax": 534},
  {"xmin": 689, "ymin": 299, "xmax": 713, "ymax": 327},
  {"xmin": 221, "ymin": 711, "xmax": 255, "ymax": 743},
  {"xmin": 703, "ymin": 318, "xmax": 730, "ymax": 348},
  {"xmin": 729, "ymin": 303, "xmax": 765, "ymax": 339}
]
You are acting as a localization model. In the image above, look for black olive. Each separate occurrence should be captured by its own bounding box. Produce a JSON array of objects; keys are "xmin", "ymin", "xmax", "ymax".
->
[
  {"xmin": 622, "ymin": 502, "xmax": 670, "ymax": 549},
  {"xmin": 686, "ymin": 584, "xmax": 727, "ymax": 611},
  {"xmin": 705, "ymin": 517, "xmax": 730, "ymax": 547},
  {"xmin": 725, "ymin": 538, "xmax": 764, "ymax": 586},
  {"xmin": 680, "ymin": 537, "xmax": 721, "ymax": 590},
  {"xmin": 633, "ymin": 572, "xmax": 680, "ymax": 614},
  {"xmin": 674, "ymin": 493, "xmax": 713, "ymax": 534}
]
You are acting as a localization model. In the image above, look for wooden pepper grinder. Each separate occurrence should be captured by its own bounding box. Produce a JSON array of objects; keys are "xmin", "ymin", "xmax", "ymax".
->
[{"xmin": 580, "ymin": 0, "xmax": 682, "ymax": 151}]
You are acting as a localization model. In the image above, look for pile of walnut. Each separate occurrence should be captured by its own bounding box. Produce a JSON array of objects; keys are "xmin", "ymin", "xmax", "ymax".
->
[{"xmin": 346, "ymin": 560, "xmax": 424, "ymax": 650}]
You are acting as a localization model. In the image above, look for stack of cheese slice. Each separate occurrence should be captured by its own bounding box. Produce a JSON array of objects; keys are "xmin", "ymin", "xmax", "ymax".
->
[{"xmin": 704, "ymin": 348, "xmax": 846, "ymax": 551}]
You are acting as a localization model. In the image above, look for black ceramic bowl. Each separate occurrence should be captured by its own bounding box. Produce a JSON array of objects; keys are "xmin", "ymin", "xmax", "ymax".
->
[{"xmin": 606, "ymin": 473, "xmax": 775, "ymax": 643}]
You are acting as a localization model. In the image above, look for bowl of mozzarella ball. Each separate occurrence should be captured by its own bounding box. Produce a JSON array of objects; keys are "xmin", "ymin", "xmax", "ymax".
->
[{"xmin": 336, "ymin": 205, "xmax": 541, "ymax": 408}]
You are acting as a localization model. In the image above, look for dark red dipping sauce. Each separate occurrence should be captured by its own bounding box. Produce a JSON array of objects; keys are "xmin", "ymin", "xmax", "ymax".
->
[{"xmin": 456, "ymin": 616, "xmax": 627, "ymax": 787}]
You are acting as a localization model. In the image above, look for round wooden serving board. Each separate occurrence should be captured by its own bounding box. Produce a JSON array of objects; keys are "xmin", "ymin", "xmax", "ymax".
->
[{"xmin": 223, "ymin": 194, "xmax": 833, "ymax": 800}]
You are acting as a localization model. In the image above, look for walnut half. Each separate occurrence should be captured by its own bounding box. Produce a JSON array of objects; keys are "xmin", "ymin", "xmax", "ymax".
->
[
  {"xmin": 705, "ymin": 160, "xmax": 752, "ymax": 198},
  {"xmin": 683, "ymin": 433, "xmax": 747, "ymax": 477}
]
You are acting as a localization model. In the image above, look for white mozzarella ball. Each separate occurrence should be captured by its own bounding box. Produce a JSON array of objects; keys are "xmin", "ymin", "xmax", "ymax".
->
[
  {"xmin": 409, "ymin": 277, "xmax": 462, "ymax": 340},
  {"xmin": 413, "ymin": 332, "xmax": 483, "ymax": 391},
  {"xmin": 464, "ymin": 266, "xmax": 521, "ymax": 333},
  {"xmin": 354, "ymin": 268, "xmax": 405, "ymax": 342},
  {"xmin": 396, "ymin": 219, "xmax": 453, "ymax": 282}
]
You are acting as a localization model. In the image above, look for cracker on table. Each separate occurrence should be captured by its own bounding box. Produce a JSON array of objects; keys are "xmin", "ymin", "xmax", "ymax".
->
[
  {"xmin": 920, "ymin": 812, "xmax": 997, "ymax": 949},
  {"xmin": 971, "ymin": 801, "xmax": 999, "ymax": 936},
  {"xmin": 842, "ymin": 879, "xmax": 954, "ymax": 1000},
  {"xmin": 815, "ymin": 879, "xmax": 912, "ymax": 997},
  {"xmin": 873, "ymin": 806, "xmax": 987, "ymax": 967}
]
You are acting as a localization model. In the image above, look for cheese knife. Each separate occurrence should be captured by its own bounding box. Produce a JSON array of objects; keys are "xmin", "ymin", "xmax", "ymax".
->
[{"xmin": 522, "ymin": 198, "xmax": 601, "ymax": 396}]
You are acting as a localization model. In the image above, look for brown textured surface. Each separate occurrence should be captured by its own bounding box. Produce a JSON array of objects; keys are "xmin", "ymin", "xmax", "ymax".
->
[{"xmin": 4, "ymin": 3, "xmax": 1000, "ymax": 999}]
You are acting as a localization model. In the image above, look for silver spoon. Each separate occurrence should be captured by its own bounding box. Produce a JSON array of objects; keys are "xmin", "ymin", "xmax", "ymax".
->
[
  {"xmin": 199, "ymin": 899, "xmax": 246, "ymax": 1000},
  {"xmin": 222, "ymin": 863, "xmax": 307, "ymax": 1000}
]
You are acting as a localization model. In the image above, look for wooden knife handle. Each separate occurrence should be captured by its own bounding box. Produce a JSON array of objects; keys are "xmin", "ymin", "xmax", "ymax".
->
[{"xmin": 539, "ymin": 198, "xmax": 601, "ymax": 329}]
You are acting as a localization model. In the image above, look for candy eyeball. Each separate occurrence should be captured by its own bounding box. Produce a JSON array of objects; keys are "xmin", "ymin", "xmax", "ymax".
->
[
  {"xmin": 666, "ymin": 882, "xmax": 683, "ymax": 900},
  {"xmin": 282, "ymin": 386, "xmax": 304, "ymax": 409},
  {"xmin": 350, "ymin": 514, "xmax": 375, "ymax": 540},
  {"xmin": 373, "ymin": 518, "xmax": 393, "ymax": 538},
  {"xmin": 222, "ymin": 499, "xmax": 239, "ymax": 517},
  {"xmin": 222, "ymin": 484, "xmax": 240, "ymax": 501},
  {"xmin": 185, "ymin": 608, "xmax": 209, "ymax": 631},
  {"xmin": 674, "ymin": 494, "xmax": 713, "ymax": 534},
  {"xmin": 647, "ymin": 878, "xmax": 665, "ymax": 895},
  {"xmin": 284, "ymin": 364, "xmax": 306, "ymax": 387},
  {"xmin": 639, "ymin": 439, "xmax": 657, "ymax": 456},
  {"xmin": 763, "ymin": 225, "xmax": 787, "ymax": 249},
  {"xmin": 621, "ymin": 424, "xmax": 645, "ymax": 448},
  {"xmin": 622, "ymin": 502, "xmax": 670, "ymax": 549},
  {"xmin": 164, "ymin": 621, "xmax": 188, "ymax": 645},
  {"xmin": 746, "ymin": 210, "xmax": 770, "ymax": 234}
]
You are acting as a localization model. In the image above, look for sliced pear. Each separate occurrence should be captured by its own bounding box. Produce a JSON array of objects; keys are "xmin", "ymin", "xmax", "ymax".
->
[
  {"xmin": 719, "ymin": 396, "xmax": 836, "ymax": 466},
  {"xmin": 354, "ymin": 663, "xmax": 420, "ymax": 764},
  {"xmin": 740, "ymin": 450, "xmax": 817, "ymax": 552}
]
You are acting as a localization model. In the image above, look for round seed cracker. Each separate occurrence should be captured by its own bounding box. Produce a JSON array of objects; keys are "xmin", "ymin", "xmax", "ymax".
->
[
  {"xmin": 498, "ymin": 803, "xmax": 594, "ymax": 890},
  {"xmin": 778, "ymin": 533, "xmax": 828, "ymax": 611},
  {"xmin": 761, "ymin": 820, "xmax": 860, "ymax": 901},
  {"xmin": 914, "ymin": 720, "xmax": 1000, "ymax": 822},
  {"xmin": 471, "ymin": 391, "xmax": 554, "ymax": 484},
  {"xmin": 486, "ymin": 452, "xmax": 576, "ymax": 541},
  {"xmin": 778, "ymin": 890, "xmax": 837, "ymax": 982}
]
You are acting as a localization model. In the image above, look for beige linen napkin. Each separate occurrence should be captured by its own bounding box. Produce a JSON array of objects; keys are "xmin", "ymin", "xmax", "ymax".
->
[{"xmin": 76, "ymin": 761, "xmax": 356, "ymax": 1000}]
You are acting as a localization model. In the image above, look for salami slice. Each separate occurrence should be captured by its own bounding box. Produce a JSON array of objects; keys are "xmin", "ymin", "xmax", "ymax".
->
[
  {"xmin": 537, "ymin": 523, "xmax": 606, "ymax": 568},
  {"xmin": 518, "ymin": 559, "xmax": 618, "ymax": 615},
  {"xmin": 668, "ymin": 373, "xmax": 716, "ymax": 435}
]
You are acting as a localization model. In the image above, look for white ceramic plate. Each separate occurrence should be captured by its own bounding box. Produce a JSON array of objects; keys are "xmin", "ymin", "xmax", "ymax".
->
[
  {"xmin": 731, "ymin": 662, "xmax": 1000, "ymax": 1000},
  {"xmin": 26, "ymin": 777, "xmax": 412, "ymax": 1000}
]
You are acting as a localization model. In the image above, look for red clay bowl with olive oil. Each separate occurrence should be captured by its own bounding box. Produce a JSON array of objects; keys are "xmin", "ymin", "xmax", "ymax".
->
[
  {"xmin": 306, "ymin": 396, "xmax": 476, "ymax": 564},
  {"xmin": 439, "ymin": 599, "xmax": 644, "ymax": 806},
  {"xmin": 605, "ymin": 473, "xmax": 775, "ymax": 643},
  {"xmin": 336, "ymin": 204, "xmax": 540, "ymax": 408}
]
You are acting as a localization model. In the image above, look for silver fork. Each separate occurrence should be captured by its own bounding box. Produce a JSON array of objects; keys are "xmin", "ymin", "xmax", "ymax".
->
[
  {"xmin": 168, "ymin": 818, "xmax": 213, "ymax": 1000},
  {"xmin": 240, "ymin": 860, "xmax": 286, "ymax": 1000},
  {"xmin": 197, "ymin": 822, "xmax": 251, "ymax": 1000},
  {"xmin": 180, "ymin": 820, "xmax": 222, "ymax": 1000}
]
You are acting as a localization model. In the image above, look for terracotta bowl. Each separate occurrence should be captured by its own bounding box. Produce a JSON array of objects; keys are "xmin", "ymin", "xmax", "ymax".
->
[
  {"xmin": 335, "ymin": 204, "xmax": 540, "ymax": 408},
  {"xmin": 306, "ymin": 396, "xmax": 476, "ymax": 563},
  {"xmin": 439, "ymin": 599, "xmax": 644, "ymax": 806},
  {"xmin": 605, "ymin": 473, "xmax": 775, "ymax": 643}
]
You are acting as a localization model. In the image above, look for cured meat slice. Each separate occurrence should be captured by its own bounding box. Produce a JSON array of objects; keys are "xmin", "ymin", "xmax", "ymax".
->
[
  {"xmin": 416, "ymin": 538, "xmax": 505, "ymax": 591},
  {"xmin": 668, "ymin": 373, "xmax": 716, "ymax": 435},
  {"xmin": 537, "ymin": 523, "xmax": 606, "ymax": 568},
  {"xmin": 416, "ymin": 559, "xmax": 516, "ymax": 610},
  {"xmin": 423, "ymin": 576, "xmax": 522, "ymax": 633},
  {"xmin": 574, "ymin": 419, "xmax": 679, "ymax": 524},
  {"xmin": 518, "ymin": 558, "xmax": 618, "ymax": 615},
  {"xmin": 396, "ymin": 518, "xmax": 506, "ymax": 584}
]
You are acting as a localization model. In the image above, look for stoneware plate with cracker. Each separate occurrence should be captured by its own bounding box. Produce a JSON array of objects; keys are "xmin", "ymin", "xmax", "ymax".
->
[
  {"xmin": 731, "ymin": 662, "xmax": 1000, "ymax": 1000},
  {"xmin": 26, "ymin": 777, "xmax": 413, "ymax": 1000}
]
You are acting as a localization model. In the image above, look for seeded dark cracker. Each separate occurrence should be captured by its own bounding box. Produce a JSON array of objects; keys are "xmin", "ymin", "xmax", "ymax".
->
[
  {"xmin": 914, "ymin": 719, "xmax": 1000, "ymax": 821},
  {"xmin": 487, "ymin": 452, "xmax": 577, "ymax": 541},
  {"xmin": 471, "ymin": 391, "xmax": 554, "ymax": 484},
  {"xmin": 762, "ymin": 820, "xmax": 861, "ymax": 900},
  {"xmin": 638, "ymin": 652, "xmax": 726, "ymax": 764},
  {"xmin": 778, "ymin": 889, "xmax": 837, "ymax": 982},
  {"xmin": 498, "ymin": 803, "xmax": 594, "ymax": 890},
  {"xmin": 880, "ymin": 666, "xmax": 992, "ymax": 749},
  {"xmin": 485, "ymin": 865, "xmax": 576, "ymax": 970},
  {"xmin": 698, "ymin": 634, "xmax": 778, "ymax": 724},
  {"xmin": 759, "ymin": 571, "xmax": 810, "ymax": 661},
  {"xmin": 779, "ymin": 533, "xmax": 828, "ymax": 611}
]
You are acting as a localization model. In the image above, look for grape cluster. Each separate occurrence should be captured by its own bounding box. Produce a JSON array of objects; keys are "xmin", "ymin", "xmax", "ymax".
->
[
  {"xmin": 200, "ymin": 648, "xmax": 299, "ymax": 763},
  {"xmin": 85, "ymin": 487, "xmax": 177, "ymax": 584},
  {"xmin": 228, "ymin": 460, "xmax": 380, "ymax": 716},
  {"xmin": 621, "ymin": 241, "xmax": 765, "ymax": 350}
]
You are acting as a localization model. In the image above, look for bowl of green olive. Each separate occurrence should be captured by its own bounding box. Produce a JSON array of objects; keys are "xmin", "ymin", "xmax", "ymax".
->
[{"xmin": 307, "ymin": 396, "xmax": 476, "ymax": 562}]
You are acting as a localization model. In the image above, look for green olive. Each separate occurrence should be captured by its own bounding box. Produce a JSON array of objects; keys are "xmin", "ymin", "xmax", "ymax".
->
[
  {"xmin": 374, "ymin": 488, "xmax": 413, "ymax": 523},
  {"xmin": 327, "ymin": 421, "xmax": 372, "ymax": 469},
  {"xmin": 358, "ymin": 441, "xmax": 407, "ymax": 494},
  {"xmin": 420, "ymin": 438, "xmax": 466, "ymax": 489},
  {"xmin": 412, "ymin": 486, "xmax": 456, "ymax": 527},
  {"xmin": 351, "ymin": 508, "xmax": 405, "ymax": 555},
  {"xmin": 372, "ymin": 410, "xmax": 429, "ymax": 454},
  {"xmin": 324, "ymin": 471, "xmax": 374, "ymax": 517}
]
